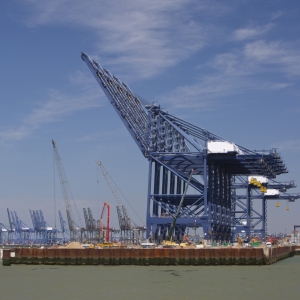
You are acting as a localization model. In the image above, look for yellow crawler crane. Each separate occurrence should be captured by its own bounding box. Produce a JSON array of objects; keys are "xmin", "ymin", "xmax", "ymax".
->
[
  {"xmin": 162, "ymin": 169, "xmax": 195, "ymax": 248},
  {"xmin": 179, "ymin": 234, "xmax": 196, "ymax": 248},
  {"xmin": 236, "ymin": 235, "xmax": 243, "ymax": 247}
]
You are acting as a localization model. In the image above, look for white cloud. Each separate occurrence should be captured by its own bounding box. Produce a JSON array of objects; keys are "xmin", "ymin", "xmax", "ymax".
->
[
  {"xmin": 10, "ymin": 2, "xmax": 299, "ymax": 119},
  {"xmin": 20, "ymin": 0, "xmax": 228, "ymax": 78},
  {"xmin": 271, "ymin": 10, "xmax": 283, "ymax": 20},
  {"xmin": 158, "ymin": 72, "xmax": 291, "ymax": 111},
  {"xmin": 0, "ymin": 89, "xmax": 101, "ymax": 144},
  {"xmin": 244, "ymin": 40, "xmax": 300, "ymax": 77},
  {"xmin": 158, "ymin": 40, "xmax": 294, "ymax": 111},
  {"xmin": 233, "ymin": 23, "xmax": 274, "ymax": 41}
]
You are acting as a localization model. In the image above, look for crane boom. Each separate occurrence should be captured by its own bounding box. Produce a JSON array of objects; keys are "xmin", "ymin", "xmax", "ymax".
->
[
  {"xmin": 81, "ymin": 52, "xmax": 150, "ymax": 156},
  {"xmin": 96, "ymin": 161, "xmax": 142, "ymax": 243},
  {"xmin": 52, "ymin": 139, "xmax": 83, "ymax": 240},
  {"xmin": 100, "ymin": 202, "xmax": 110, "ymax": 242},
  {"xmin": 96, "ymin": 161, "xmax": 123, "ymax": 207},
  {"xmin": 96, "ymin": 161, "xmax": 127, "ymax": 230}
]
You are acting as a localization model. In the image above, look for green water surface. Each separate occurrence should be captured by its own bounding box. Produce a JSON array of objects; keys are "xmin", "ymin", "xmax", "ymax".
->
[{"xmin": 1, "ymin": 256, "xmax": 299, "ymax": 300}]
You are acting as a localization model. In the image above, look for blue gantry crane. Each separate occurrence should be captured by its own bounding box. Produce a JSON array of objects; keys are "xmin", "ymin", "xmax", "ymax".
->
[
  {"xmin": 82, "ymin": 51, "xmax": 299, "ymax": 242},
  {"xmin": 29, "ymin": 209, "xmax": 58, "ymax": 245},
  {"xmin": 0, "ymin": 223, "xmax": 9, "ymax": 244},
  {"xmin": 82, "ymin": 207, "xmax": 99, "ymax": 242},
  {"xmin": 7, "ymin": 208, "xmax": 34, "ymax": 244},
  {"xmin": 58, "ymin": 210, "xmax": 69, "ymax": 243},
  {"xmin": 232, "ymin": 176, "xmax": 299, "ymax": 238}
]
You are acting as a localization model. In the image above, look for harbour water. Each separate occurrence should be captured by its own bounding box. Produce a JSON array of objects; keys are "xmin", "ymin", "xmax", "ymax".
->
[{"xmin": 1, "ymin": 256, "xmax": 300, "ymax": 299}]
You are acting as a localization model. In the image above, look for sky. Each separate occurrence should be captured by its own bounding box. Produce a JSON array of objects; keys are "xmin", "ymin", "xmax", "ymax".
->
[{"xmin": 0, "ymin": 0, "xmax": 300, "ymax": 236}]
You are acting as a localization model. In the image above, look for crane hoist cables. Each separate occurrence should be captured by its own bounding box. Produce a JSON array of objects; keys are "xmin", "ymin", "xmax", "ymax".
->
[{"xmin": 96, "ymin": 161, "xmax": 145, "ymax": 227}]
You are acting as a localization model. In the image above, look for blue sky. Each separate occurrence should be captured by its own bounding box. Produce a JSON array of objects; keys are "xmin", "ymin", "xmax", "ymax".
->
[{"xmin": 0, "ymin": 0, "xmax": 299, "ymax": 235}]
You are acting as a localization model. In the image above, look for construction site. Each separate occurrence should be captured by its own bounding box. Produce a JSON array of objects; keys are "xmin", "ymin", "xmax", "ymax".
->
[{"xmin": 1, "ymin": 51, "xmax": 300, "ymax": 251}]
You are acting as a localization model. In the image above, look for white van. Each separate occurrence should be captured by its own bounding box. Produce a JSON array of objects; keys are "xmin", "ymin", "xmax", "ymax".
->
[{"xmin": 266, "ymin": 242, "xmax": 272, "ymax": 248}]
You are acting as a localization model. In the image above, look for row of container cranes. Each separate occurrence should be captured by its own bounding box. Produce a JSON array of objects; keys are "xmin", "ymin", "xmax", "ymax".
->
[
  {"xmin": 50, "ymin": 139, "xmax": 145, "ymax": 245},
  {"xmin": 0, "ymin": 140, "xmax": 145, "ymax": 246},
  {"xmin": 0, "ymin": 206, "xmax": 141, "ymax": 246},
  {"xmin": 0, "ymin": 204, "xmax": 144, "ymax": 246}
]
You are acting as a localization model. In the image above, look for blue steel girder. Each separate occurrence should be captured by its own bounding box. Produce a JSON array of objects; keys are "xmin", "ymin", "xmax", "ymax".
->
[
  {"xmin": 152, "ymin": 152, "xmax": 205, "ymax": 177},
  {"xmin": 232, "ymin": 180, "xmax": 296, "ymax": 191},
  {"xmin": 82, "ymin": 52, "xmax": 293, "ymax": 242},
  {"xmin": 149, "ymin": 216, "xmax": 206, "ymax": 227},
  {"xmin": 0, "ymin": 223, "xmax": 9, "ymax": 244},
  {"xmin": 82, "ymin": 52, "xmax": 287, "ymax": 178},
  {"xmin": 208, "ymin": 153, "xmax": 287, "ymax": 178},
  {"xmin": 234, "ymin": 193, "xmax": 300, "ymax": 201},
  {"xmin": 267, "ymin": 182, "xmax": 296, "ymax": 191},
  {"xmin": 148, "ymin": 106, "xmax": 190, "ymax": 154},
  {"xmin": 81, "ymin": 52, "xmax": 150, "ymax": 156},
  {"xmin": 151, "ymin": 154, "xmax": 204, "ymax": 192},
  {"xmin": 82, "ymin": 53, "xmax": 288, "ymax": 177},
  {"xmin": 232, "ymin": 179, "xmax": 300, "ymax": 238},
  {"xmin": 151, "ymin": 195, "xmax": 204, "ymax": 218}
]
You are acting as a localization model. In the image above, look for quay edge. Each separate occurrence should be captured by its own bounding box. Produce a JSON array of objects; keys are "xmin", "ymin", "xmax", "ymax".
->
[{"xmin": 2, "ymin": 246, "xmax": 300, "ymax": 266}]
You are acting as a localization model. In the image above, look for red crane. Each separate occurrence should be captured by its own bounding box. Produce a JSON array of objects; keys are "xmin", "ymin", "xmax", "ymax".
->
[{"xmin": 100, "ymin": 202, "xmax": 110, "ymax": 242}]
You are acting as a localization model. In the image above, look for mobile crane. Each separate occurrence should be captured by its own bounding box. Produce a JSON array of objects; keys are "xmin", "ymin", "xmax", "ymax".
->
[
  {"xmin": 96, "ymin": 161, "xmax": 144, "ymax": 244},
  {"xmin": 162, "ymin": 169, "xmax": 194, "ymax": 247},
  {"xmin": 99, "ymin": 202, "xmax": 110, "ymax": 243},
  {"xmin": 52, "ymin": 139, "xmax": 83, "ymax": 241}
]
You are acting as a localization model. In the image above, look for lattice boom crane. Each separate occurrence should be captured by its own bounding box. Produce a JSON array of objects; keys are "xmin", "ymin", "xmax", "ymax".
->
[
  {"xmin": 96, "ymin": 161, "xmax": 128, "ymax": 230},
  {"xmin": 100, "ymin": 202, "xmax": 110, "ymax": 242},
  {"xmin": 52, "ymin": 139, "xmax": 83, "ymax": 241},
  {"xmin": 96, "ymin": 161, "xmax": 142, "ymax": 242}
]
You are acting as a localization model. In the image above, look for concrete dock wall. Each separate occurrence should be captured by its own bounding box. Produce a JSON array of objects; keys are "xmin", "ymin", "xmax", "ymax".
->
[{"xmin": 2, "ymin": 246, "xmax": 298, "ymax": 266}]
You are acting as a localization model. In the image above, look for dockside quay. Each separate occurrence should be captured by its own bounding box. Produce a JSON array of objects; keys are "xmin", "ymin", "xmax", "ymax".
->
[{"xmin": 2, "ymin": 246, "xmax": 300, "ymax": 266}]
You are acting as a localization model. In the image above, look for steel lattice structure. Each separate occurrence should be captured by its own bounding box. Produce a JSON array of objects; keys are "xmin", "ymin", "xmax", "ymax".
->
[{"xmin": 82, "ymin": 51, "xmax": 299, "ymax": 242}]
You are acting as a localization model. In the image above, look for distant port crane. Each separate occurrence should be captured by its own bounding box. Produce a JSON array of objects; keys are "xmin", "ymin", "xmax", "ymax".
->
[
  {"xmin": 0, "ymin": 223, "xmax": 9, "ymax": 244},
  {"xmin": 30, "ymin": 209, "xmax": 59, "ymax": 245},
  {"xmin": 58, "ymin": 210, "xmax": 69, "ymax": 243},
  {"xmin": 7, "ymin": 208, "xmax": 34, "ymax": 244}
]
